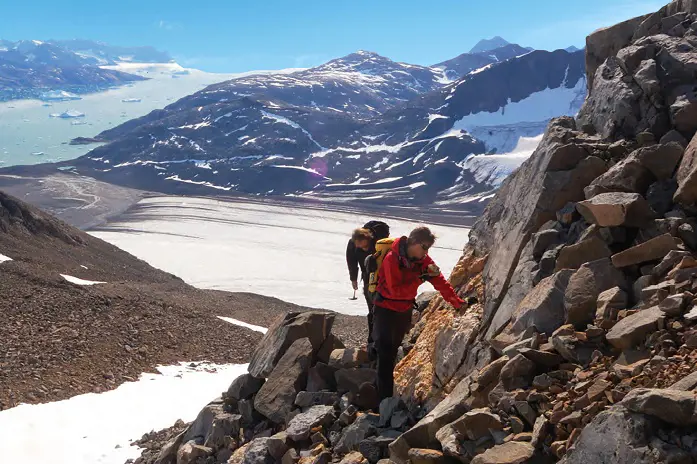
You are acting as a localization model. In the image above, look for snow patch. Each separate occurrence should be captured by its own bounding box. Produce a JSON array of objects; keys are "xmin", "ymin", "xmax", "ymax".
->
[
  {"xmin": 217, "ymin": 316, "xmax": 268, "ymax": 334},
  {"xmin": 453, "ymin": 77, "xmax": 586, "ymax": 129},
  {"xmin": 0, "ymin": 253, "xmax": 12, "ymax": 263},
  {"xmin": 464, "ymin": 133, "xmax": 543, "ymax": 187},
  {"xmin": 260, "ymin": 111, "xmax": 325, "ymax": 149},
  {"xmin": 60, "ymin": 274, "xmax": 105, "ymax": 286},
  {"xmin": 0, "ymin": 362, "xmax": 247, "ymax": 464},
  {"xmin": 165, "ymin": 175, "xmax": 232, "ymax": 191}
]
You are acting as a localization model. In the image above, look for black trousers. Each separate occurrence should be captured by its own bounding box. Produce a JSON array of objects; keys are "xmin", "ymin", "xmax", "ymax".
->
[
  {"xmin": 363, "ymin": 284, "xmax": 374, "ymax": 346},
  {"xmin": 372, "ymin": 304, "xmax": 413, "ymax": 400}
]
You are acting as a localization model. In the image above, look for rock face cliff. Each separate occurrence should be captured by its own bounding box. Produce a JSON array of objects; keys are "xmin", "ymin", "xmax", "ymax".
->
[{"xmin": 391, "ymin": 0, "xmax": 697, "ymax": 461}]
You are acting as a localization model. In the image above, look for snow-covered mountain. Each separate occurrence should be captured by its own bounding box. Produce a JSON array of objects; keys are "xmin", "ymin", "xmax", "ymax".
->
[
  {"xmin": 0, "ymin": 40, "xmax": 159, "ymax": 101},
  {"xmin": 45, "ymin": 47, "xmax": 586, "ymax": 209},
  {"xmin": 433, "ymin": 42, "xmax": 532, "ymax": 81}
]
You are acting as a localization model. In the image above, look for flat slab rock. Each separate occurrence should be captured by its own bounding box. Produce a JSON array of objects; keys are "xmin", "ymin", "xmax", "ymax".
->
[
  {"xmin": 606, "ymin": 307, "xmax": 665, "ymax": 350},
  {"xmin": 577, "ymin": 192, "xmax": 654, "ymax": 228},
  {"xmin": 611, "ymin": 234, "xmax": 678, "ymax": 268},
  {"xmin": 470, "ymin": 441, "xmax": 535, "ymax": 464}
]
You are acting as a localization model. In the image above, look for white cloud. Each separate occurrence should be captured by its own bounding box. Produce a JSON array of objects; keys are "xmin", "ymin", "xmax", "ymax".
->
[{"xmin": 157, "ymin": 20, "xmax": 181, "ymax": 31}]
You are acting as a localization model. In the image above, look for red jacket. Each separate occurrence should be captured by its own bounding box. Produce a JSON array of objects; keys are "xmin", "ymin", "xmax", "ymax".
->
[{"xmin": 375, "ymin": 237, "xmax": 464, "ymax": 312}]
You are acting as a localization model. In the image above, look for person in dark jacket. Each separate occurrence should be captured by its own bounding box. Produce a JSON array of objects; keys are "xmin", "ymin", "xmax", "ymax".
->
[
  {"xmin": 346, "ymin": 220, "xmax": 389, "ymax": 348},
  {"xmin": 372, "ymin": 226, "xmax": 464, "ymax": 400}
]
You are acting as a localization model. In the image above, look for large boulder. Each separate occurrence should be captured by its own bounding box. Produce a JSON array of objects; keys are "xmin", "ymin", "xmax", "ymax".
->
[
  {"xmin": 501, "ymin": 270, "xmax": 574, "ymax": 339},
  {"xmin": 564, "ymin": 258, "xmax": 627, "ymax": 328},
  {"xmin": 499, "ymin": 354, "xmax": 537, "ymax": 391},
  {"xmin": 606, "ymin": 306, "xmax": 665, "ymax": 350},
  {"xmin": 561, "ymin": 407, "xmax": 667, "ymax": 464},
  {"xmin": 226, "ymin": 374, "xmax": 265, "ymax": 402},
  {"xmin": 449, "ymin": 408, "xmax": 504, "ymax": 441},
  {"xmin": 254, "ymin": 337, "xmax": 314, "ymax": 424},
  {"xmin": 585, "ymin": 143, "xmax": 683, "ymax": 198},
  {"xmin": 621, "ymin": 388, "xmax": 697, "ymax": 425},
  {"xmin": 182, "ymin": 399, "xmax": 241, "ymax": 447},
  {"xmin": 584, "ymin": 154, "xmax": 654, "ymax": 199},
  {"xmin": 633, "ymin": 143, "xmax": 684, "ymax": 180},
  {"xmin": 555, "ymin": 237, "xmax": 612, "ymax": 271},
  {"xmin": 576, "ymin": 192, "xmax": 654, "ymax": 228},
  {"xmin": 248, "ymin": 311, "xmax": 334, "ymax": 378}
]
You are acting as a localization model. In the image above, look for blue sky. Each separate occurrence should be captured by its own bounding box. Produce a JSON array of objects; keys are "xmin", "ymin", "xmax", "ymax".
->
[{"xmin": 1, "ymin": 0, "xmax": 668, "ymax": 73}]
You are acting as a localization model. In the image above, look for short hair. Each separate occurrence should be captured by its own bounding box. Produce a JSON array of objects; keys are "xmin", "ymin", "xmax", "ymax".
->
[
  {"xmin": 352, "ymin": 228, "xmax": 374, "ymax": 242},
  {"xmin": 408, "ymin": 226, "xmax": 436, "ymax": 247}
]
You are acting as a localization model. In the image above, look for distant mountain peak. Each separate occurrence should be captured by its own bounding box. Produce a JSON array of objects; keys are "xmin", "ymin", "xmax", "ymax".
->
[
  {"xmin": 315, "ymin": 50, "xmax": 397, "ymax": 72},
  {"xmin": 470, "ymin": 36, "xmax": 511, "ymax": 54}
]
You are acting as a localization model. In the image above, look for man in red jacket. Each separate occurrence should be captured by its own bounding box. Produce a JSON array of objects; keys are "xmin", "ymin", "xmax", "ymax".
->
[{"xmin": 373, "ymin": 226, "xmax": 464, "ymax": 400}]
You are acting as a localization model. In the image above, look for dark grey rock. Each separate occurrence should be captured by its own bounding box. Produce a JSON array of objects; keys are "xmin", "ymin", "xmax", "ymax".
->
[
  {"xmin": 286, "ymin": 405, "xmax": 336, "ymax": 441},
  {"xmin": 248, "ymin": 311, "xmax": 334, "ymax": 378},
  {"xmin": 306, "ymin": 362, "xmax": 337, "ymax": 392},
  {"xmin": 499, "ymin": 354, "xmax": 536, "ymax": 391},
  {"xmin": 359, "ymin": 435, "xmax": 395, "ymax": 463},
  {"xmin": 646, "ymin": 179, "xmax": 678, "ymax": 216},
  {"xmin": 254, "ymin": 338, "xmax": 313, "ymax": 424},
  {"xmin": 335, "ymin": 413, "xmax": 380, "ymax": 454},
  {"xmin": 565, "ymin": 258, "xmax": 627, "ymax": 328},
  {"xmin": 226, "ymin": 374, "xmax": 265, "ymax": 402},
  {"xmin": 532, "ymin": 229, "xmax": 562, "ymax": 261}
]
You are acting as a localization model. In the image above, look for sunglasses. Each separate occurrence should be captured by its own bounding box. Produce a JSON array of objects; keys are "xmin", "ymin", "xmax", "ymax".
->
[{"xmin": 420, "ymin": 243, "xmax": 431, "ymax": 252}]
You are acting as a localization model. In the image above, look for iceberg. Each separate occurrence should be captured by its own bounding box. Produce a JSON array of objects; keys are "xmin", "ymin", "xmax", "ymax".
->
[
  {"xmin": 121, "ymin": 98, "xmax": 142, "ymax": 103},
  {"xmin": 49, "ymin": 110, "xmax": 85, "ymax": 119},
  {"xmin": 40, "ymin": 90, "xmax": 82, "ymax": 102}
]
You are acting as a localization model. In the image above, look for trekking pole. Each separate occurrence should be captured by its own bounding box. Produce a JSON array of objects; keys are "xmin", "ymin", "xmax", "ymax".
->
[{"xmin": 349, "ymin": 289, "xmax": 358, "ymax": 300}]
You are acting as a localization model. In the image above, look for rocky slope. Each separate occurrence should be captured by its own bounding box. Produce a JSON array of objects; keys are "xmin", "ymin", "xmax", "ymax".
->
[
  {"xmin": 41, "ymin": 47, "xmax": 584, "ymax": 210},
  {"xmin": 0, "ymin": 40, "xmax": 146, "ymax": 101},
  {"xmin": 0, "ymin": 190, "xmax": 366, "ymax": 410},
  {"xmin": 130, "ymin": 2, "xmax": 697, "ymax": 463}
]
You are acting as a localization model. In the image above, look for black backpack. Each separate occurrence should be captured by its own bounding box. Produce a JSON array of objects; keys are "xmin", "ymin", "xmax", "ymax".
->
[{"xmin": 363, "ymin": 220, "xmax": 389, "ymax": 241}]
